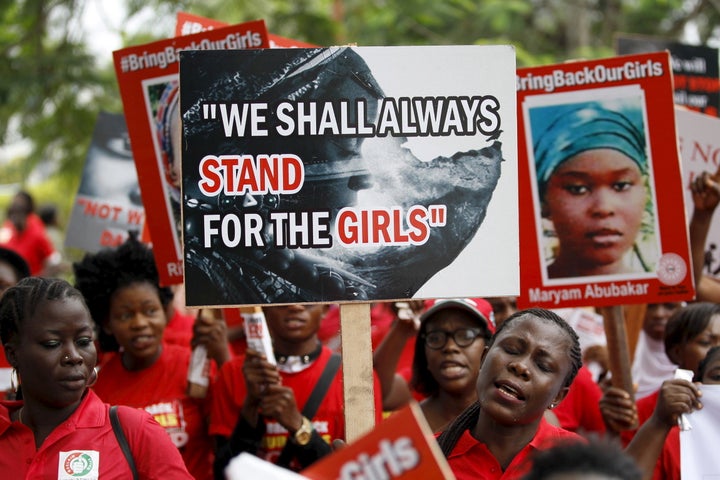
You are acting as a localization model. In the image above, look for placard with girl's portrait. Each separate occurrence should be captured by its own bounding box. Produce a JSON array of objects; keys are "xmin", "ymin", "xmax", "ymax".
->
[
  {"xmin": 113, "ymin": 20, "xmax": 270, "ymax": 285},
  {"xmin": 517, "ymin": 52, "xmax": 694, "ymax": 308}
]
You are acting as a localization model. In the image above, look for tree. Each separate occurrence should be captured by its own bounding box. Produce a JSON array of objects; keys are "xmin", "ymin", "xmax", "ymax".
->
[{"xmin": 1, "ymin": 1, "xmax": 114, "ymax": 188}]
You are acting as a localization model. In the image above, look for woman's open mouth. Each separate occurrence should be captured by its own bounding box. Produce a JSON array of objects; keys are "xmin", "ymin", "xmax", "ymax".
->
[{"xmin": 495, "ymin": 380, "xmax": 526, "ymax": 401}]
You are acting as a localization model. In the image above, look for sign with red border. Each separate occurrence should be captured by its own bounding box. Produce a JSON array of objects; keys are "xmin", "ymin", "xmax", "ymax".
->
[
  {"xmin": 113, "ymin": 20, "xmax": 270, "ymax": 285},
  {"xmin": 175, "ymin": 11, "xmax": 316, "ymax": 48},
  {"xmin": 516, "ymin": 52, "xmax": 694, "ymax": 308},
  {"xmin": 301, "ymin": 402, "xmax": 455, "ymax": 480}
]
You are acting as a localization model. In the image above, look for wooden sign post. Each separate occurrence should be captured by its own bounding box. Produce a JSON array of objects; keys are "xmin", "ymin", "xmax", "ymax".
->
[
  {"xmin": 339, "ymin": 303, "xmax": 376, "ymax": 442},
  {"xmin": 598, "ymin": 305, "xmax": 635, "ymax": 401}
]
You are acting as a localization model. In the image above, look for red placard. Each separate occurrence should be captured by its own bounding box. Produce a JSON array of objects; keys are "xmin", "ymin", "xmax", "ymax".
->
[
  {"xmin": 175, "ymin": 11, "xmax": 317, "ymax": 48},
  {"xmin": 113, "ymin": 20, "xmax": 270, "ymax": 285},
  {"xmin": 516, "ymin": 52, "xmax": 694, "ymax": 308},
  {"xmin": 301, "ymin": 402, "xmax": 455, "ymax": 480}
]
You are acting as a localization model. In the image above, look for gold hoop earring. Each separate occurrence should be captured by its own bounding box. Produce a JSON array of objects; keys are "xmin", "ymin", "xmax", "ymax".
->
[
  {"xmin": 10, "ymin": 368, "xmax": 18, "ymax": 393},
  {"xmin": 86, "ymin": 367, "xmax": 99, "ymax": 388}
]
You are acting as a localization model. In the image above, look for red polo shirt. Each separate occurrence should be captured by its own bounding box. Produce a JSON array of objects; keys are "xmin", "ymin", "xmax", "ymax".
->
[{"xmin": 446, "ymin": 418, "xmax": 582, "ymax": 479}]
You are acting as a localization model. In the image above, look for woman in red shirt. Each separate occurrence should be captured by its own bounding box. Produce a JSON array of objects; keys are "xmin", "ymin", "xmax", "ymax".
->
[
  {"xmin": 0, "ymin": 277, "xmax": 192, "ymax": 478},
  {"xmin": 437, "ymin": 308, "xmax": 584, "ymax": 479}
]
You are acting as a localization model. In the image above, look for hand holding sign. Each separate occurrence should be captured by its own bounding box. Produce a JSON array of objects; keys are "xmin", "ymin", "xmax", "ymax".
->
[{"xmin": 242, "ymin": 349, "xmax": 282, "ymax": 423}]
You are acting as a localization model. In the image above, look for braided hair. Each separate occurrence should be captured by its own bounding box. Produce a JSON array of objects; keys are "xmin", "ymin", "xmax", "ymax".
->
[
  {"xmin": 0, "ymin": 277, "xmax": 88, "ymax": 346},
  {"xmin": 437, "ymin": 308, "xmax": 582, "ymax": 457},
  {"xmin": 73, "ymin": 233, "xmax": 173, "ymax": 352}
]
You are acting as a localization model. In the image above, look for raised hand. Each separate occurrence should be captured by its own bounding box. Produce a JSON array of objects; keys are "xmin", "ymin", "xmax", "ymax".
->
[
  {"xmin": 691, "ymin": 168, "xmax": 720, "ymax": 213},
  {"xmin": 242, "ymin": 349, "xmax": 281, "ymax": 405},
  {"xmin": 650, "ymin": 378, "xmax": 702, "ymax": 428},
  {"xmin": 191, "ymin": 309, "xmax": 231, "ymax": 366}
]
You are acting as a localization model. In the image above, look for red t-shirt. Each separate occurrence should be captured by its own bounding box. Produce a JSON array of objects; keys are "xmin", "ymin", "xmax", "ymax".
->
[
  {"xmin": 552, "ymin": 365, "xmax": 605, "ymax": 434},
  {"xmin": 0, "ymin": 390, "xmax": 192, "ymax": 479},
  {"xmin": 636, "ymin": 390, "xmax": 660, "ymax": 425},
  {"xmin": 210, "ymin": 346, "xmax": 383, "ymax": 464},
  {"xmin": 0, "ymin": 346, "xmax": 8, "ymax": 368},
  {"xmin": 446, "ymin": 418, "xmax": 582, "ymax": 480},
  {"xmin": 0, "ymin": 214, "xmax": 54, "ymax": 275},
  {"xmin": 653, "ymin": 426, "xmax": 679, "ymax": 480},
  {"xmin": 92, "ymin": 343, "xmax": 214, "ymax": 480},
  {"xmin": 164, "ymin": 309, "xmax": 195, "ymax": 348}
]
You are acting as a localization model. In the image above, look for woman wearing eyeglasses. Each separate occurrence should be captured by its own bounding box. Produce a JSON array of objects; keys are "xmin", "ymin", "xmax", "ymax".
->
[{"xmin": 409, "ymin": 299, "xmax": 495, "ymax": 433}]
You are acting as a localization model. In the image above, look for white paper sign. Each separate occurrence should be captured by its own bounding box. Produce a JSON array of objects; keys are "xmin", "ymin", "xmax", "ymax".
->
[
  {"xmin": 226, "ymin": 452, "xmax": 308, "ymax": 480},
  {"xmin": 680, "ymin": 384, "xmax": 720, "ymax": 478},
  {"xmin": 676, "ymin": 107, "xmax": 720, "ymax": 280}
]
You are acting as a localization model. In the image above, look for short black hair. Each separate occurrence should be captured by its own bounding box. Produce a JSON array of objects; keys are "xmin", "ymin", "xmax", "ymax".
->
[
  {"xmin": 664, "ymin": 302, "xmax": 720, "ymax": 375},
  {"xmin": 0, "ymin": 277, "xmax": 88, "ymax": 346},
  {"xmin": 73, "ymin": 233, "xmax": 173, "ymax": 352},
  {"xmin": 0, "ymin": 247, "xmax": 30, "ymax": 280},
  {"xmin": 490, "ymin": 308, "xmax": 582, "ymax": 388},
  {"xmin": 699, "ymin": 345, "xmax": 720, "ymax": 381},
  {"xmin": 522, "ymin": 437, "xmax": 642, "ymax": 480}
]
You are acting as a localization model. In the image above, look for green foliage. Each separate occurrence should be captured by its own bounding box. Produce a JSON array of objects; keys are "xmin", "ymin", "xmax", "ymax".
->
[{"xmin": 0, "ymin": 0, "xmax": 118, "ymax": 200}]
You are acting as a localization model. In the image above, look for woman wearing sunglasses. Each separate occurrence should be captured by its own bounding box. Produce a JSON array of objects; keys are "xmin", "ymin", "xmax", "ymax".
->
[{"xmin": 409, "ymin": 299, "xmax": 495, "ymax": 433}]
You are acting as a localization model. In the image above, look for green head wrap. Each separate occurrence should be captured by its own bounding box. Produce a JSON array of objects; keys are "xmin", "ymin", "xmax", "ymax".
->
[{"xmin": 534, "ymin": 103, "xmax": 647, "ymax": 197}]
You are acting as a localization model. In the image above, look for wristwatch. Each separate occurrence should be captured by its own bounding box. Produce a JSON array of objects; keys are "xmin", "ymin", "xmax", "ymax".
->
[{"xmin": 292, "ymin": 416, "xmax": 313, "ymax": 446}]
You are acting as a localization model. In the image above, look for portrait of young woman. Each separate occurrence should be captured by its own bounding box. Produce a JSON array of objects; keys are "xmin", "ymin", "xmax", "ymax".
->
[{"xmin": 527, "ymin": 95, "xmax": 659, "ymax": 282}]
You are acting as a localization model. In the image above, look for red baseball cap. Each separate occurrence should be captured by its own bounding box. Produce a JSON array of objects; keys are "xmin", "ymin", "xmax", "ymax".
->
[{"xmin": 420, "ymin": 298, "xmax": 495, "ymax": 334}]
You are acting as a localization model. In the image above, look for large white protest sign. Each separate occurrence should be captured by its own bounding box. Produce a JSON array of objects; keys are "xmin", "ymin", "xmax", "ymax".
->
[
  {"xmin": 680, "ymin": 384, "xmax": 720, "ymax": 478},
  {"xmin": 179, "ymin": 45, "xmax": 518, "ymax": 306}
]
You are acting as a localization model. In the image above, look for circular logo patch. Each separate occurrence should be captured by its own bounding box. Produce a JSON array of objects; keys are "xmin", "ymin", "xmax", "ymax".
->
[
  {"xmin": 657, "ymin": 253, "xmax": 687, "ymax": 286},
  {"xmin": 63, "ymin": 452, "xmax": 94, "ymax": 477}
]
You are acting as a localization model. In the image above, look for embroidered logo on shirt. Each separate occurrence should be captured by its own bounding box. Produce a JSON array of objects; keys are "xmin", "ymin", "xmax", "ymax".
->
[{"xmin": 58, "ymin": 450, "xmax": 99, "ymax": 479}]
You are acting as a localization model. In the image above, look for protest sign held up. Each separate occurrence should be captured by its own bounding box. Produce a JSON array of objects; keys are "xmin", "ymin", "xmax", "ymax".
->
[
  {"xmin": 66, "ymin": 111, "xmax": 145, "ymax": 252},
  {"xmin": 617, "ymin": 35, "xmax": 720, "ymax": 117},
  {"xmin": 516, "ymin": 51, "xmax": 694, "ymax": 310},
  {"xmin": 113, "ymin": 20, "xmax": 270, "ymax": 285},
  {"xmin": 301, "ymin": 402, "xmax": 455, "ymax": 480},
  {"xmin": 179, "ymin": 45, "xmax": 518, "ymax": 307},
  {"xmin": 676, "ymin": 106, "xmax": 720, "ymax": 279}
]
